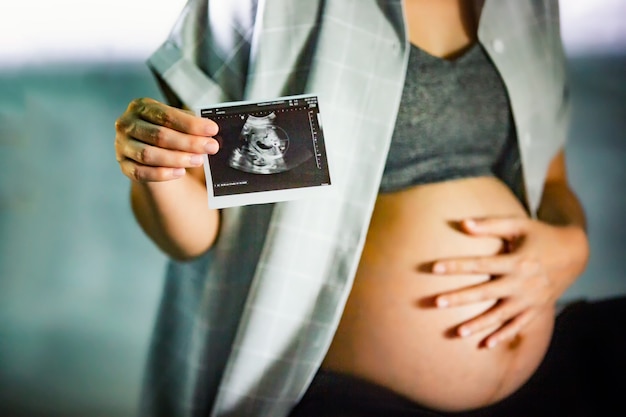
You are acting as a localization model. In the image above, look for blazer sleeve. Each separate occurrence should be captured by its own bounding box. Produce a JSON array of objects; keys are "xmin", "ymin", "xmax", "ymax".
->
[{"xmin": 147, "ymin": 0, "xmax": 257, "ymax": 108}]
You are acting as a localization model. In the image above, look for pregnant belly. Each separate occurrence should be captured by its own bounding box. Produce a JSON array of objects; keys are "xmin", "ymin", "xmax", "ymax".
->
[{"xmin": 321, "ymin": 177, "xmax": 554, "ymax": 412}]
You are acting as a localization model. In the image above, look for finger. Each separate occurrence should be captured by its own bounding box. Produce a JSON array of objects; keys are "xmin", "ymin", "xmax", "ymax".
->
[
  {"xmin": 435, "ymin": 278, "xmax": 515, "ymax": 308},
  {"xmin": 117, "ymin": 117, "xmax": 219, "ymax": 155},
  {"xmin": 120, "ymin": 137, "xmax": 206, "ymax": 168},
  {"xmin": 127, "ymin": 98, "xmax": 218, "ymax": 136},
  {"xmin": 118, "ymin": 158, "xmax": 186, "ymax": 182},
  {"xmin": 482, "ymin": 309, "xmax": 535, "ymax": 349},
  {"xmin": 433, "ymin": 253, "xmax": 519, "ymax": 275},
  {"xmin": 462, "ymin": 217, "xmax": 530, "ymax": 238},
  {"xmin": 455, "ymin": 299, "xmax": 522, "ymax": 338}
]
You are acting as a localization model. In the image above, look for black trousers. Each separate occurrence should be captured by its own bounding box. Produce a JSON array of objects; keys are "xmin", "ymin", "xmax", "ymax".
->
[{"xmin": 289, "ymin": 297, "xmax": 626, "ymax": 417}]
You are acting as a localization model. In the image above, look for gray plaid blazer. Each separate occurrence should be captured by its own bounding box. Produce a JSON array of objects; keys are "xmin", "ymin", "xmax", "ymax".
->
[{"xmin": 140, "ymin": 1, "xmax": 570, "ymax": 416}]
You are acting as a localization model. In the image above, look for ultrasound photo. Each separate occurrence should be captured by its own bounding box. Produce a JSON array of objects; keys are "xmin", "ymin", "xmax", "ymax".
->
[{"xmin": 196, "ymin": 94, "xmax": 332, "ymax": 208}]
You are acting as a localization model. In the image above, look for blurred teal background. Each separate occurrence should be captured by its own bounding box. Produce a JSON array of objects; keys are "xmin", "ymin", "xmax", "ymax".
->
[
  {"xmin": 1, "ymin": 64, "xmax": 168, "ymax": 416},
  {"xmin": 1, "ymin": 2, "xmax": 625, "ymax": 416}
]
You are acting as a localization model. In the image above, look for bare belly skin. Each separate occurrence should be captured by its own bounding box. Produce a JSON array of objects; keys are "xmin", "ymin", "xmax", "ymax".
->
[{"xmin": 322, "ymin": 177, "xmax": 554, "ymax": 412}]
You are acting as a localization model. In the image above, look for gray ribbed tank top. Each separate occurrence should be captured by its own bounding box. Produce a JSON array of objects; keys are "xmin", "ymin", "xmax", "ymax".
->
[{"xmin": 379, "ymin": 42, "xmax": 519, "ymax": 193}]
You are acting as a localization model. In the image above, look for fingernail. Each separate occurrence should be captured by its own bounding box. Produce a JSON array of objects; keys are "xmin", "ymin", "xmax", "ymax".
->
[
  {"xmin": 433, "ymin": 263, "xmax": 446, "ymax": 273},
  {"xmin": 190, "ymin": 154, "xmax": 204, "ymax": 166},
  {"xmin": 487, "ymin": 339, "xmax": 497, "ymax": 349},
  {"xmin": 459, "ymin": 327, "xmax": 471, "ymax": 338},
  {"xmin": 465, "ymin": 219, "xmax": 477, "ymax": 228},
  {"xmin": 204, "ymin": 140, "xmax": 219, "ymax": 154},
  {"xmin": 436, "ymin": 297, "xmax": 449, "ymax": 308},
  {"xmin": 205, "ymin": 123, "xmax": 218, "ymax": 136},
  {"xmin": 173, "ymin": 168, "xmax": 186, "ymax": 177}
]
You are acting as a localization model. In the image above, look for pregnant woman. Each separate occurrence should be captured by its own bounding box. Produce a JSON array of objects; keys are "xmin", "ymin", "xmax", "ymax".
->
[
  {"xmin": 318, "ymin": 0, "xmax": 580, "ymax": 412},
  {"xmin": 112, "ymin": 1, "xmax": 618, "ymax": 416}
]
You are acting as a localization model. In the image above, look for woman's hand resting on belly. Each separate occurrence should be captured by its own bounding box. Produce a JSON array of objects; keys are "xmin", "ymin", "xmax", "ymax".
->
[
  {"xmin": 322, "ymin": 178, "xmax": 562, "ymax": 411},
  {"xmin": 432, "ymin": 215, "xmax": 590, "ymax": 350}
]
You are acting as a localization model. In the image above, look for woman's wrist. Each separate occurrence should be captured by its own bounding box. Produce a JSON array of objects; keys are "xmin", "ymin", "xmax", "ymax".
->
[
  {"xmin": 130, "ymin": 173, "xmax": 219, "ymax": 260},
  {"xmin": 549, "ymin": 223, "xmax": 590, "ymax": 296}
]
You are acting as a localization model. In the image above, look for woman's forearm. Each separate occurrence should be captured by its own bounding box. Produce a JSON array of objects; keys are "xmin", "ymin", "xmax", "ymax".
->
[
  {"xmin": 537, "ymin": 181, "xmax": 587, "ymax": 231},
  {"xmin": 131, "ymin": 172, "xmax": 220, "ymax": 261},
  {"xmin": 536, "ymin": 181, "xmax": 590, "ymax": 293}
]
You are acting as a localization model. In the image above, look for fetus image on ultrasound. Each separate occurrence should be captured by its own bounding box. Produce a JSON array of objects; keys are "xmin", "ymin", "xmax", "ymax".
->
[{"xmin": 228, "ymin": 112, "xmax": 311, "ymax": 174}]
